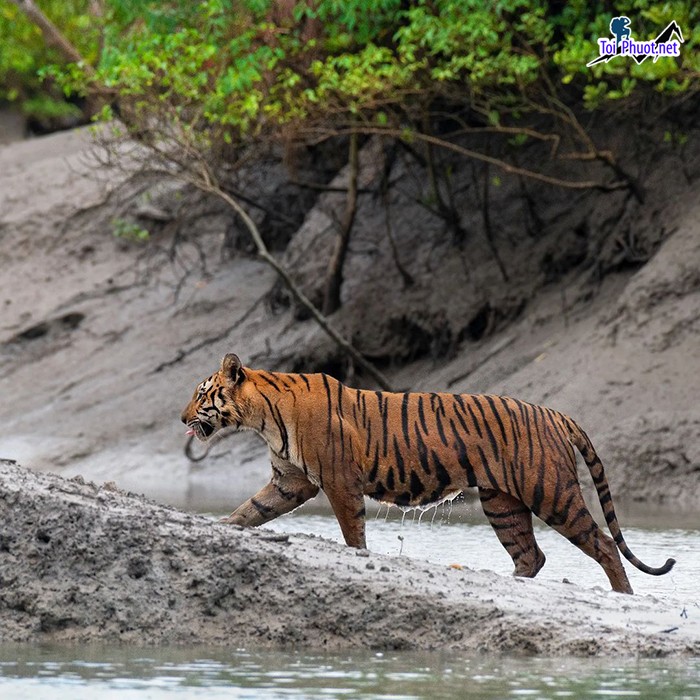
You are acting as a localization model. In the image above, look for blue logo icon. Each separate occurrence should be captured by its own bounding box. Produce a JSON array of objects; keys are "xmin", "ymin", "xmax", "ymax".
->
[{"xmin": 609, "ymin": 16, "xmax": 631, "ymax": 51}]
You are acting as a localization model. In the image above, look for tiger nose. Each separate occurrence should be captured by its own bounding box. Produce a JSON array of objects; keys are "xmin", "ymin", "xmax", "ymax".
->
[{"xmin": 180, "ymin": 412, "xmax": 188, "ymax": 424}]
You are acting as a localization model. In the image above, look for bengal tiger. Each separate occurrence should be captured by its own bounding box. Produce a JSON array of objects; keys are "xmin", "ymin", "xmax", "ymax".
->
[{"xmin": 181, "ymin": 354, "xmax": 675, "ymax": 594}]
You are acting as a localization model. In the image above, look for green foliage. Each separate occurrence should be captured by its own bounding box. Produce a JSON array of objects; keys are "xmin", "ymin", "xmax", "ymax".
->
[
  {"xmin": 554, "ymin": 0, "xmax": 700, "ymax": 108},
  {"xmin": 111, "ymin": 217, "xmax": 150, "ymax": 241},
  {"xmin": 0, "ymin": 0, "xmax": 100, "ymax": 119},
  {"xmin": 2, "ymin": 0, "xmax": 697, "ymax": 133}
]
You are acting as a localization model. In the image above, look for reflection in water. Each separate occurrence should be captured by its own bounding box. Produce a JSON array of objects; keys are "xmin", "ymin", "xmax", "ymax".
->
[{"xmin": 0, "ymin": 646, "xmax": 699, "ymax": 699}]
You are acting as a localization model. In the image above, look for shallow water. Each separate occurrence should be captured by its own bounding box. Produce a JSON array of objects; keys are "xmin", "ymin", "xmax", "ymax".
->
[
  {"xmin": 1, "ymin": 645, "xmax": 699, "ymax": 699},
  {"xmin": 1, "ymin": 506, "xmax": 698, "ymax": 698},
  {"xmin": 260, "ymin": 505, "xmax": 699, "ymax": 601}
]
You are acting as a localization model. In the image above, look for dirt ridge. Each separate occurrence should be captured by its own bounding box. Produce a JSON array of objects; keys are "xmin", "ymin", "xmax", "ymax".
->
[{"xmin": 0, "ymin": 460, "xmax": 697, "ymax": 655}]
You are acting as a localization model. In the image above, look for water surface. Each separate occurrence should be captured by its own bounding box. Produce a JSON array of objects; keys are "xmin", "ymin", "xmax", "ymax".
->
[
  {"xmin": 2, "ymin": 505, "xmax": 697, "ymax": 698},
  {"xmin": 260, "ymin": 505, "xmax": 699, "ymax": 601},
  {"xmin": 1, "ymin": 645, "xmax": 699, "ymax": 699}
]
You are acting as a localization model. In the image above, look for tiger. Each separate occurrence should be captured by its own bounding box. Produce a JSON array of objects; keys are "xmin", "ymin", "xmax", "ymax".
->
[{"xmin": 181, "ymin": 354, "xmax": 675, "ymax": 594}]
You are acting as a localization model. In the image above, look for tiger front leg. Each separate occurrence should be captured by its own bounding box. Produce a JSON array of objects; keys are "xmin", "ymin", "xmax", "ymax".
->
[
  {"xmin": 324, "ymin": 481, "xmax": 367, "ymax": 549},
  {"xmin": 220, "ymin": 475, "xmax": 319, "ymax": 527}
]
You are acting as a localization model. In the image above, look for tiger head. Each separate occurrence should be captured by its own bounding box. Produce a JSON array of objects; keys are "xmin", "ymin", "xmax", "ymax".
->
[{"xmin": 180, "ymin": 354, "xmax": 251, "ymax": 441}]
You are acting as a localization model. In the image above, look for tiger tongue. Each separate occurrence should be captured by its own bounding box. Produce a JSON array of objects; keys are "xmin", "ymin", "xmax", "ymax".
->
[{"xmin": 186, "ymin": 429, "xmax": 195, "ymax": 436}]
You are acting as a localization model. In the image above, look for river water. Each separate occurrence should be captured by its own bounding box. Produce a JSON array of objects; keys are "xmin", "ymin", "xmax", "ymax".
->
[{"xmin": 1, "ymin": 504, "xmax": 699, "ymax": 698}]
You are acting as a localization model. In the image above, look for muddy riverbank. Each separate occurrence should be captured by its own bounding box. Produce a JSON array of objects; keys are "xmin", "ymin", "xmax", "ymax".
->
[
  {"xmin": 1, "ymin": 126, "xmax": 699, "ymax": 510},
  {"xmin": 0, "ymin": 460, "xmax": 697, "ymax": 655}
]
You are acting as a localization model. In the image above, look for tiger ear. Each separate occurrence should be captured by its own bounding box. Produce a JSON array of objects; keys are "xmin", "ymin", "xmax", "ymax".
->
[{"xmin": 222, "ymin": 353, "xmax": 245, "ymax": 385}]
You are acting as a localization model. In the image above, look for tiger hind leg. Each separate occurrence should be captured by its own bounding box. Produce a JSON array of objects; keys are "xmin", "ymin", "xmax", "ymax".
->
[
  {"xmin": 540, "ymin": 491, "xmax": 633, "ymax": 594},
  {"xmin": 479, "ymin": 488, "xmax": 546, "ymax": 578}
]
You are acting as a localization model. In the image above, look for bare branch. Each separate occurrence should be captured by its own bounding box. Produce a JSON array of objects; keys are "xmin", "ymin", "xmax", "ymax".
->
[
  {"xmin": 186, "ymin": 169, "xmax": 394, "ymax": 391},
  {"xmin": 302, "ymin": 126, "xmax": 631, "ymax": 193},
  {"xmin": 322, "ymin": 131, "xmax": 359, "ymax": 315},
  {"xmin": 8, "ymin": 0, "xmax": 93, "ymax": 70}
]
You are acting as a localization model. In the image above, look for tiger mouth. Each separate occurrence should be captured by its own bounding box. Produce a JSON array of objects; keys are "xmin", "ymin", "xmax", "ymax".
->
[{"xmin": 188, "ymin": 420, "xmax": 215, "ymax": 441}]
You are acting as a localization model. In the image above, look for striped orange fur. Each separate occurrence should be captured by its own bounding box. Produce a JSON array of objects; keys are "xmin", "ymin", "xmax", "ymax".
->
[{"xmin": 181, "ymin": 354, "xmax": 675, "ymax": 594}]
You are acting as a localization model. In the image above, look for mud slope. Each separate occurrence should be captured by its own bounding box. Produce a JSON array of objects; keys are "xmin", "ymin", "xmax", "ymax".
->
[
  {"xmin": 0, "ymin": 126, "xmax": 698, "ymax": 510},
  {"xmin": 0, "ymin": 460, "xmax": 697, "ymax": 655}
]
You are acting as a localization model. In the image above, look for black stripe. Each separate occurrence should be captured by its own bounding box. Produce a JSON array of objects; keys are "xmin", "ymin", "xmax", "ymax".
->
[
  {"xmin": 418, "ymin": 396, "xmax": 428, "ymax": 433},
  {"xmin": 321, "ymin": 374, "xmax": 335, "ymax": 464},
  {"xmin": 500, "ymin": 397, "xmax": 524, "ymax": 501},
  {"xmin": 395, "ymin": 492, "xmax": 412, "ymax": 506},
  {"xmin": 410, "ymin": 471, "xmax": 425, "ymax": 497},
  {"xmin": 539, "ymin": 407, "xmax": 570, "ymax": 464},
  {"xmin": 530, "ymin": 459, "xmax": 546, "ymax": 517},
  {"xmin": 337, "ymin": 381, "xmax": 345, "ymax": 462},
  {"xmin": 259, "ymin": 392, "xmax": 289, "ymax": 459},
  {"xmin": 274, "ymin": 484, "xmax": 298, "ymax": 501},
  {"xmin": 473, "ymin": 396, "xmax": 500, "ymax": 462},
  {"xmin": 568, "ymin": 506, "xmax": 589, "ymax": 527},
  {"xmin": 452, "ymin": 398, "xmax": 470, "ymax": 435},
  {"xmin": 431, "ymin": 450, "xmax": 452, "ymax": 488},
  {"xmin": 426, "ymin": 450, "xmax": 452, "ymax": 501},
  {"xmin": 364, "ymin": 418, "xmax": 373, "ymax": 457},
  {"xmin": 393, "ymin": 434, "xmax": 406, "ymax": 483},
  {"xmin": 368, "ymin": 443, "xmax": 380, "ymax": 482},
  {"xmin": 484, "ymin": 395, "xmax": 508, "ymax": 446},
  {"xmin": 251, "ymin": 498, "xmax": 275, "ymax": 517},
  {"xmin": 436, "ymin": 394, "xmax": 447, "ymax": 418},
  {"xmin": 483, "ymin": 507, "xmax": 529, "ymax": 522},
  {"xmin": 316, "ymin": 447, "xmax": 324, "ymax": 488},
  {"xmin": 435, "ymin": 410, "xmax": 448, "ymax": 446},
  {"xmin": 525, "ymin": 406, "xmax": 535, "ymax": 469},
  {"xmin": 467, "ymin": 401, "xmax": 483, "ymax": 438},
  {"xmin": 274, "ymin": 404, "xmax": 289, "ymax": 460},
  {"xmin": 299, "ymin": 374, "xmax": 311, "ymax": 390},
  {"xmin": 322, "ymin": 373, "xmax": 334, "ymax": 444},
  {"xmin": 450, "ymin": 418, "xmax": 476, "ymax": 486},
  {"xmin": 377, "ymin": 392, "xmax": 389, "ymax": 457},
  {"xmin": 372, "ymin": 481, "xmax": 386, "ymax": 500},
  {"xmin": 568, "ymin": 522, "xmax": 597, "ymax": 546},
  {"xmin": 477, "ymin": 445, "xmax": 500, "ymax": 490},
  {"xmin": 401, "ymin": 393, "xmax": 410, "ymax": 447},
  {"xmin": 454, "ymin": 395, "xmax": 473, "ymax": 436},
  {"xmin": 258, "ymin": 372, "xmax": 283, "ymax": 392},
  {"xmin": 414, "ymin": 423, "xmax": 431, "ymax": 474}
]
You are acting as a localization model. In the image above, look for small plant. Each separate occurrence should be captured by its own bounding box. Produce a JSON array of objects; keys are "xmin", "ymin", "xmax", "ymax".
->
[{"xmin": 111, "ymin": 218, "xmax": 150, "ymax": 242}]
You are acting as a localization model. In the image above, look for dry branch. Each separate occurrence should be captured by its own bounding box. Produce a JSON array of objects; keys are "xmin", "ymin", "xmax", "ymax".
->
[
  {"xmin": 303, "ymin": 126, "xmax": 632, "ymax": 193},
  {"xmin": 322, "ymin": 132, "xmax": 359, "ymax": 315},
  {"xmin": 191, "ymin": 176, "xmax": 393, "ymax": 391},
  {"xmin": 9, "ymin": 0, "xmax": 89, "ymax": 68}
]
